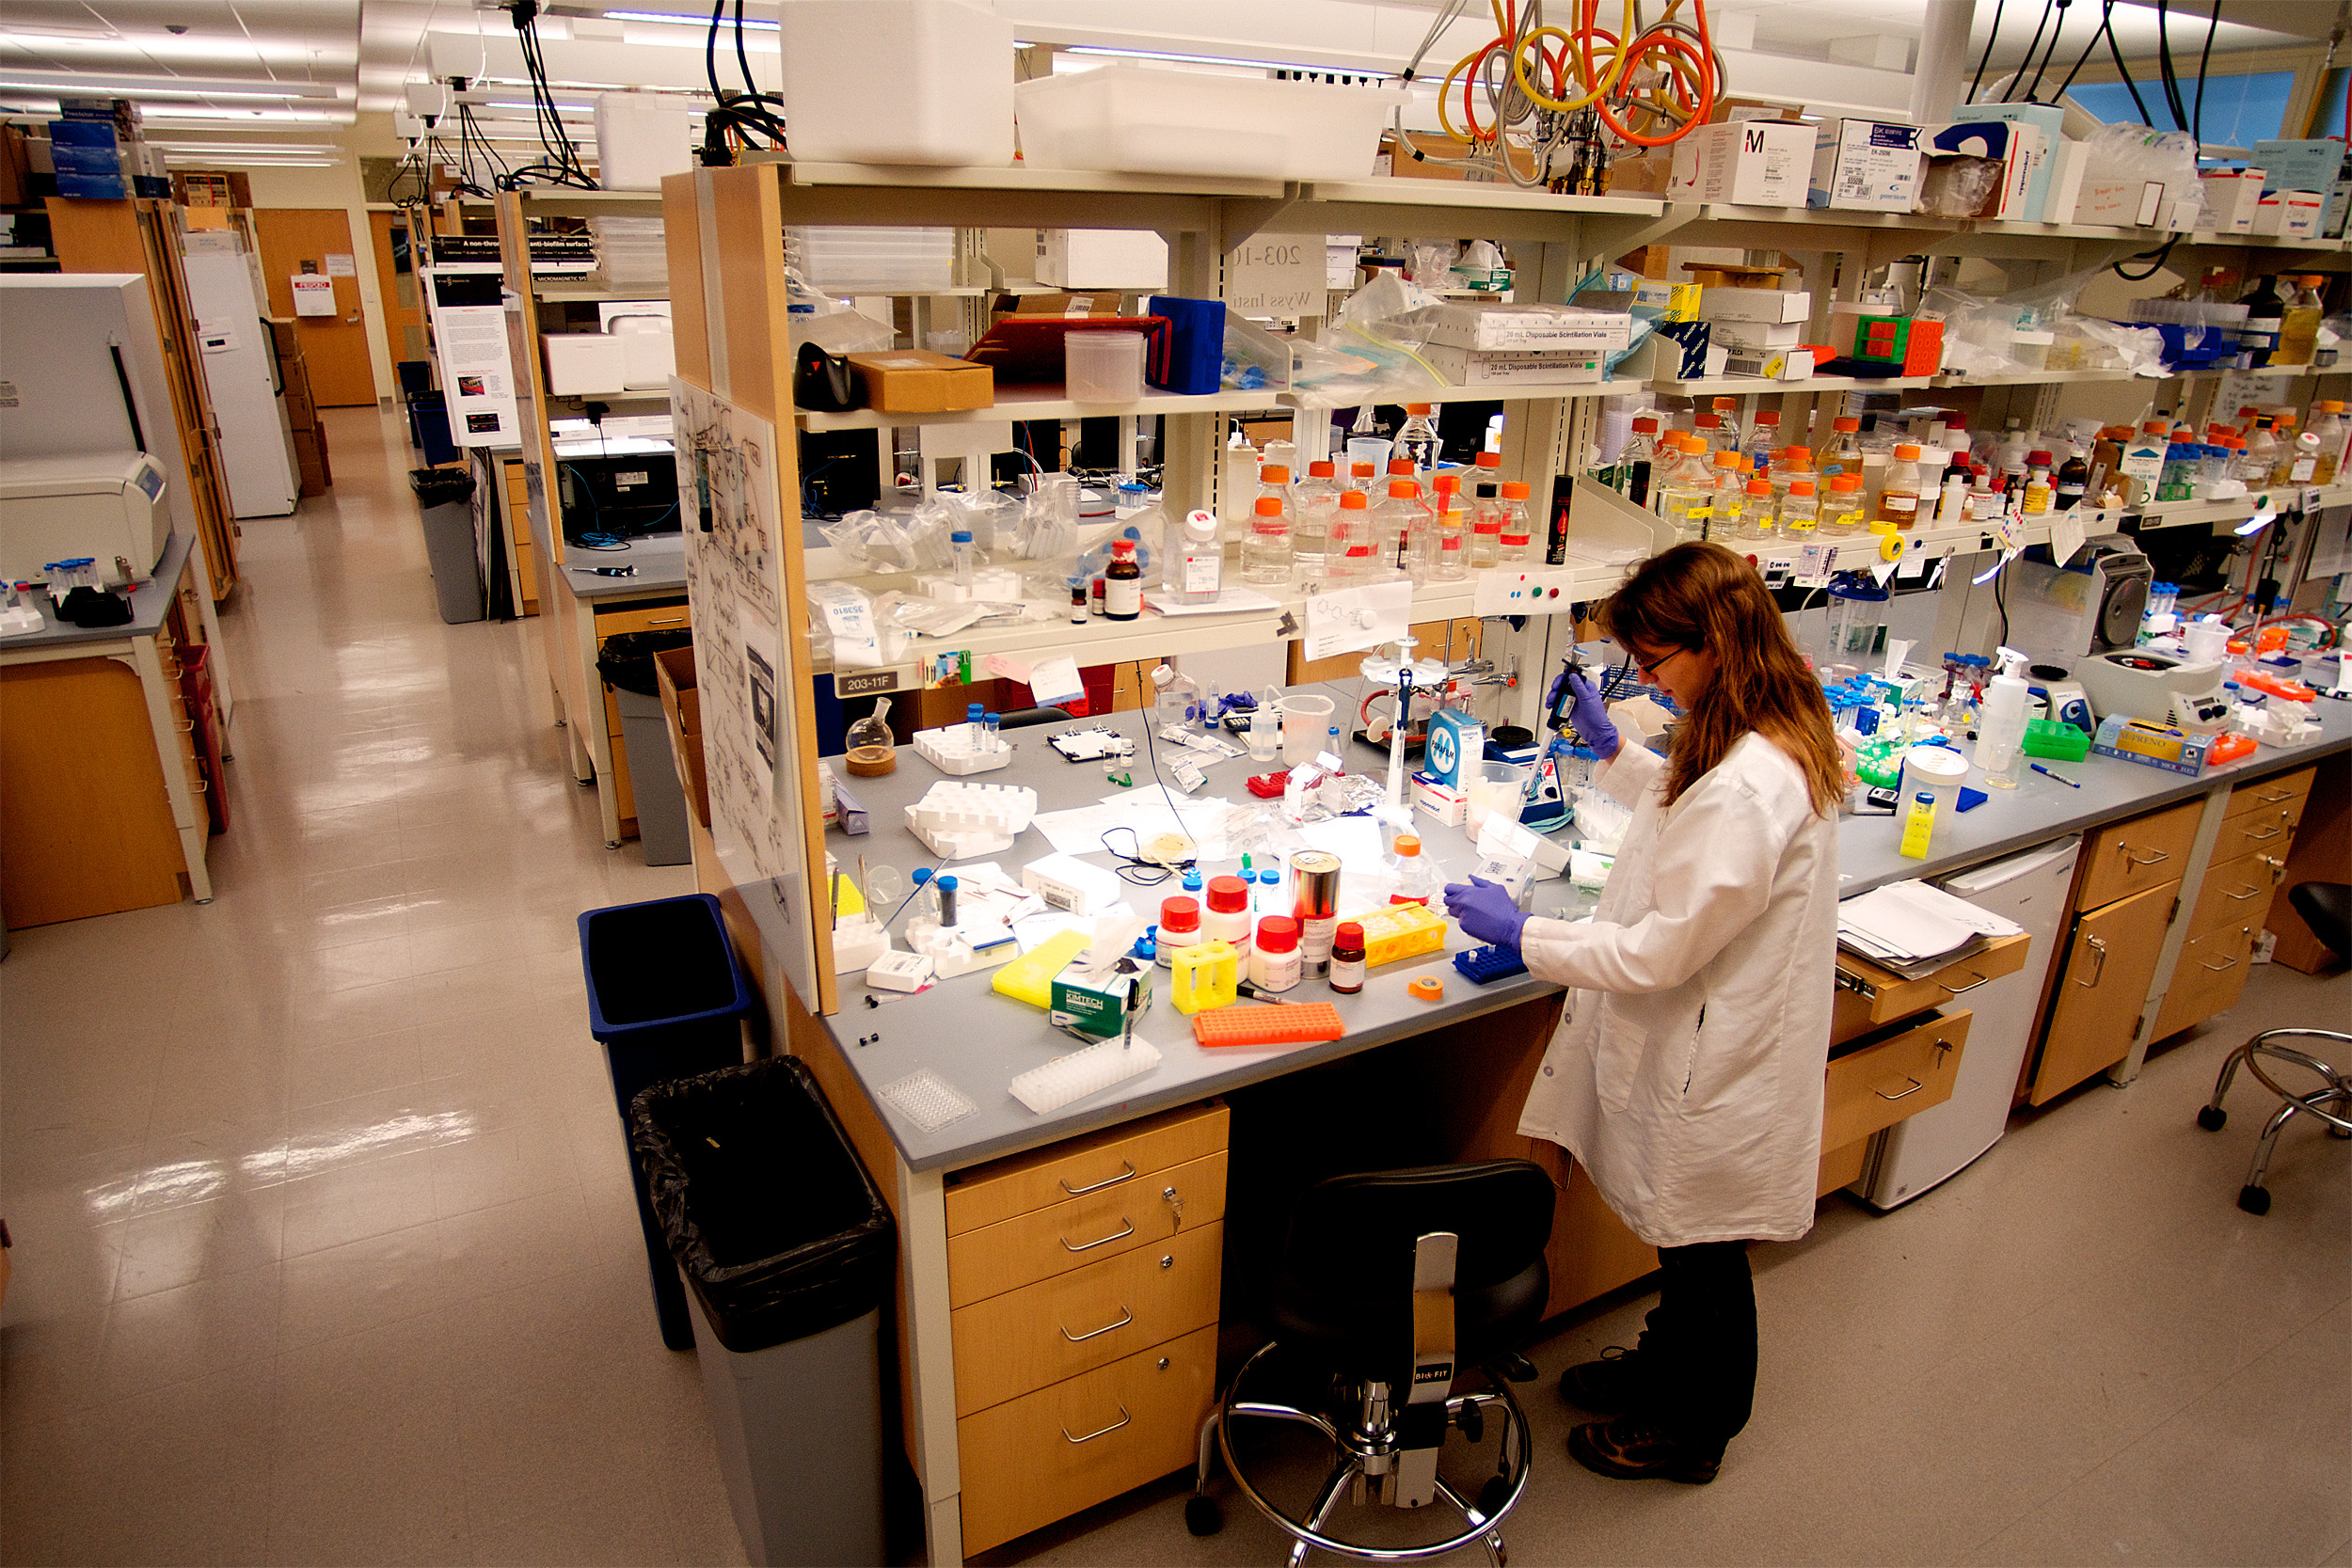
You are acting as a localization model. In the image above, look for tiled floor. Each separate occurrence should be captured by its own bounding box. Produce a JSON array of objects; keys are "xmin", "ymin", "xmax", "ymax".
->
[{"xmin": 3, "ymin": 407, "xmax": 2346, "ymax": 1567}]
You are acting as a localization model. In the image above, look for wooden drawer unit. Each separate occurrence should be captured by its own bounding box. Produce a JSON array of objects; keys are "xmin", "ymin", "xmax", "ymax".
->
[
  {"xmin": 947, "ymin": 1150, "xmax": 1227, "ymax": 1309},
  {"xmin": 1823, "ymin": 1008, "xmax": 1972, "ymax": 1151},
  {"xmin": 2225, "ymin": 767, "xmax": 2312, "ymax": 822},
  {"xmin": 2183, "ymin": 849, "xmax": 2287, "ymax": 941},
  {"xmin": 2028, "ymin": 879, "xmax": 2180, "ymax": 1104},
  {"xmin": 2151, "ymin": 921, "xmax": 2258, "ymax": 1042},
  {"xmin": 951, "ymin": 1221, "xmax": 1221, "ymax": 1418},
  {"xmin": 2076, "ymin": 799, "xmax": 2202, "ymax": 910},
  {"xmin": 593, "ymin": 599, "xmax": 691, "ymax": 641},
  {"xmin": 946, "ymin": 1101, "xmax": 1229, "ymax": 1237},
  {"xmin": 958, "ymin": 1324, "xmax": 1217, "ymax": 1556},
  {"xmin": 2210, "ymin": 800, "xmax": 2304, "ymax": 864},
  {"xmin": 1832, "ymin": 933, "xmax": 2028, "ymax": 1045}
]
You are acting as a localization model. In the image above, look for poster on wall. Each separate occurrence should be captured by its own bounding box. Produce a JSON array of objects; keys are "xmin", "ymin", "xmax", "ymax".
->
[
  {"xmin": 423, "ymin": 265, "xmax": 522, "ymax": 448},
  {"xmin": 670, "ymin": 377, "xmax": 818, "ymax": 1010}
]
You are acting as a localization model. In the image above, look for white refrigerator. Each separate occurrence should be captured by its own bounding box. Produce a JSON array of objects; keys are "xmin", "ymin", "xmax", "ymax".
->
[
  {"xmin": 1855, "ymin": 835, "xmax": 2083, "ymax": 1210},
  {"xmin": 182, "ymin": 249, "xmax": 299, "ymax": 518}
]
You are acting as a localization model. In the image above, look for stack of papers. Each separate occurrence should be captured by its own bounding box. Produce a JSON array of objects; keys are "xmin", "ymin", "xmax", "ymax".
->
[{"xmin": 1838, "ymin": 880, "xmax": 2022, "ymax": 977}]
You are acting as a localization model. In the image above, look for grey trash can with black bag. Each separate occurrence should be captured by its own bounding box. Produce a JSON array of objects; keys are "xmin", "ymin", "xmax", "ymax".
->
[
  {"xmin": 632, "ymin": 1055, "xmax": 896, "ymax": 1567},
  {"xmin": 406, "ymin": 467, "xmax": 483, "ymax": 625},
  {"xmin": 596, "ymin": 628, "xmax": 694, "ymax": 864}
]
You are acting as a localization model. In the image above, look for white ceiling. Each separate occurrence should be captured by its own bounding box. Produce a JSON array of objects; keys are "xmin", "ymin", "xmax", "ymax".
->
[{"xmin": 0, "ymin": 0, "xmax": 2338, "ymax": 140}]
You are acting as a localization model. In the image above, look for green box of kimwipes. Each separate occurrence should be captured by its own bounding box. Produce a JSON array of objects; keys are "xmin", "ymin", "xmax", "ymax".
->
[{"xmin": 1050, "ymin": 952, "xmax": 1153, "ymax": 1039}]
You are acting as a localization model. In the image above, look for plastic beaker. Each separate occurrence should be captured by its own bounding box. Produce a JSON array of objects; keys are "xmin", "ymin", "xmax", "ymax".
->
[
  {"xmin": 1279, "ymin": 693, "xmax": 1336, "ymax": 766},
  {"xmin": 1465, "ymin": 760, "xmax": 1533, "ymax": 835}
]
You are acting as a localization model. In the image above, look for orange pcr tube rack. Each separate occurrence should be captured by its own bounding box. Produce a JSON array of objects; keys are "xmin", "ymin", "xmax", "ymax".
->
[{"xmin": 1192, "ymin": 1003, "xmax": 1346, "ymax": 1048}]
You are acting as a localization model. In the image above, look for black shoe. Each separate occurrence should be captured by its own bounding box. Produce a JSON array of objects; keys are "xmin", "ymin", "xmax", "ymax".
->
[
  {"xmin": 1558, "ymin": 1346, "xmax": 1645, "ymax": 1414},
  {"xmin": 1566, "ymin": 1417, "xmax": 1722, "ymax": 1484}
]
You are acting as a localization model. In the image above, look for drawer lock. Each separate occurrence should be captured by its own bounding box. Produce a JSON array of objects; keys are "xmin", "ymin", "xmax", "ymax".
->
[{"xmin": 1163, "ymin": 1185, "xmax": 1184, "ymax": 1229}]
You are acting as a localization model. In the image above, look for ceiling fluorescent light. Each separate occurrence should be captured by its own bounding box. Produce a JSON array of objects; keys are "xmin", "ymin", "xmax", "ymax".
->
[
  {"xmin": 605, "ymin": 8, "xmax": 777, "ymax": 28},
  {"xmin": 1056, "ymin": 44, "xmax": 1391, "ymax": 79},
  {"xmin": 0, "ymin": 68, "xmax": 343, "ymax": 101},
  {"xmin": 486, "ymin": 101, "xmax": 595, "ymax": 114}
]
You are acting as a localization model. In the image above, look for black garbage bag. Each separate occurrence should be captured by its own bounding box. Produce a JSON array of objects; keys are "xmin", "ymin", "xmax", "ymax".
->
[
  {"xmin": 407, "ymin": 467, "xmax": 474, "ymax": 509},
  {"xmin": 631, "ymin": 1056, "xmax": 896, "ymax": 1354},
  {"xmin": 597, "ymin": 627, "xmax": 695, "ymax": 695}
]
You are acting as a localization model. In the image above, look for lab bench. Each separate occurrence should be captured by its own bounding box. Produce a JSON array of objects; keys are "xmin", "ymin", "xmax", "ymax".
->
[
  {"xmin": 766, "ymin": 688, "xmax": 2352, "ymax": 1561},
  {"xmin": 0, "ymin": 532, "xmax": 223, "ymax": 925}
]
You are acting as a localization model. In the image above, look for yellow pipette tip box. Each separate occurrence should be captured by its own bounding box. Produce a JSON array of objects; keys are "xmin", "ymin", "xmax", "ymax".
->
[{"xmin": 1358, "ymin": 902, "xmax": 1449, "ymax": 968}]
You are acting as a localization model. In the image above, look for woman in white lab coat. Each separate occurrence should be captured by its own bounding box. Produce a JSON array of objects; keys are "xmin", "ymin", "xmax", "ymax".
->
[{"xmin": 1443, "ymin": 542, "xmax": 1843, "ymax": 1484}]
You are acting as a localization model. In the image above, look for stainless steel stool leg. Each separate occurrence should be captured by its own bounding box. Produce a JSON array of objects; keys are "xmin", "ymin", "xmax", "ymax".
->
[
  {"xmin": 1287, "ymin": 1458, "xmax": 1357, "ymax": 1568},
  {"xmin": 1434, "ymin": 1476, "xmax": 1508, "ymax": 1568}
]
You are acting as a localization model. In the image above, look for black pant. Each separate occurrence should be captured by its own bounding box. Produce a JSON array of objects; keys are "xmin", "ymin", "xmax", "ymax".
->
[{"xmin": 1634, "ymin": 1241, "xmax": 1756, "ymax": 1454}]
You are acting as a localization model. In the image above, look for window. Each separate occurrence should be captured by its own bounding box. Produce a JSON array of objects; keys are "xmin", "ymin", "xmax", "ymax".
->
[{"xmin": 2067, "ymin": 68, "xmax": 2296, "ymax": 148}]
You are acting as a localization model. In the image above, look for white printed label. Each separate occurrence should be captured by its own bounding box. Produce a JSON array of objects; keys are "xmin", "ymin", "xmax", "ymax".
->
[{"xmin": 1183, "ymin": 555, "xmax": 1220, "ymax": 594}]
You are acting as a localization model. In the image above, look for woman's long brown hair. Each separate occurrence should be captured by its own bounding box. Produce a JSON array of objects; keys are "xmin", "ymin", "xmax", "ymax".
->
[{"xmin": 1600, "ymin": 542, "xmax": 1845, "ymax": 816}]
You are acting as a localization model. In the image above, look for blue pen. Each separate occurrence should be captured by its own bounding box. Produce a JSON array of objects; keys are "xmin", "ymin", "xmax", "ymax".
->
[{"xmin": 2030, "ymin": 762, "xmax": 2079, "ymax": 788}]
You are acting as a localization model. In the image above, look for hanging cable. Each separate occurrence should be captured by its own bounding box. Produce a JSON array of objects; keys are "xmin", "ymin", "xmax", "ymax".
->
[
  {"xmin": 2154, "ymin": 0, "xmax": 2189, "ymax": 130},
  {"xmin": 2111, "ymin": 232, "xmax": 2182, "ymax": 282},
  {"xmin": 1968, "ymin": 0, "xmax": 2009, "ymax": 105},
  {"xmin": 2052, "ymin": 0, "xmax": 2115, "ymax": 101},
  {"xmin": 2007, "ymin": 0, "xmax": 2058, "ymax": 105},
  {"xmin": 2104, "ymin": 8, "xmax": 2156, "ymax": 125},
  {"xmin": 2022, "ymin": 0, "xmax": 2071, "ymax": 101},
  {"xmin": 2191, "ymin": 0, "xmax": 2222, "ymax": 146}
]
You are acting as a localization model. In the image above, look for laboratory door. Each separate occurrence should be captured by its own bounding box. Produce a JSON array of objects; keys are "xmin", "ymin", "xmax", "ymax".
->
[
  {"xmin": 254, "ymin": 208, "xmax": 378, "ymax": 406},
  {"xmin": 367, "ymin": 209, "xmax": 430, "ymax": 366}
]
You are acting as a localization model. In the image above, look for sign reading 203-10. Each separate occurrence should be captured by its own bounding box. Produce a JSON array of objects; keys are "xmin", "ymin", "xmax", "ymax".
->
[{"xmin": 1224, "ymin": 234, "xmax": 1325, "ymax": 317}]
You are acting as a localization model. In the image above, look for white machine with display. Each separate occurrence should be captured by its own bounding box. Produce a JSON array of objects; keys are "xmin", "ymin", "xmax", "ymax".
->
[{"xmin": 0, "ymin": 452, "xmax": 170, "ymax": 587}]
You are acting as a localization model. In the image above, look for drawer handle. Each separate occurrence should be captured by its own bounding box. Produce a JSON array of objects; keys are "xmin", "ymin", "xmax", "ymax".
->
[
  {"xmin": 1059, "ymin": 1161, "xmax": 1136, "ymax": 1197},
  {"xmin": 2252, "ymin": 788, "xmax": 2293, "ymax": 803},
  {"xmin": 2241, "ymin": 825, "xmax": 2284, "ymax": 842},
  {"xmin": 2201, "ymin": 955, "xmax": 2241, "ymax": 974},
  {"xmin": 1060, "ymin": 1218, "xmax": 1135, "ymax": 1253},
  {"xmin": 1874, "ymin": 1076, "xmax": 1924, "ymax": 1102},
  {"xmin": 2225, "ymin": 884, "xmax": 2263, "ymax": 901},
  {"xmin": 2076, "ymin": 934, "xmax": 2108, "ymax": 988},
  {"xmin": 1059, "ymin": 1306, "xmax": 1135, "ymax": 1343},
  {"xmin": 174, "ymin": 719, "xmax": 196, "ymax": 732},
  {"xmin": 2121, "ymin": 845, "xmax": 2170, "ymax": 868},
  {"xmin": 1937, "ymin": 970, "xmax": 1993, "ymax": 996},
  {"xmin": 644, "ymin": 615, "xmax": 686, "ymax": 626},
  {"xmin": 1061, "ymin": 1406, "xmax": 1132, "ymax": 1445}
]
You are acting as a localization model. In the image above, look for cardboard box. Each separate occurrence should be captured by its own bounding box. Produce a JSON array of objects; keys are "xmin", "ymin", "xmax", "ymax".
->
[
  {"xmin": 1925, "ymin": 119, "xmax": 2040, "ymax": 220},
  {"xmin": 1721, "ymin": 348, "xmax": 1816, "ymax": 381},
  {"xmin": 846, "ymin": 349, "xmax": 993, "ymax": 414},
  {"xmin": 1037, "ymin": 229, "xmax": 1168, "ymax": 291},
  {"xmin": 2252, "ymin": 190, "xmax": 2325, "ymax": 240},
  {"xmin": 653, "ymin": 644, "xmax": 708, "ymax": 828},
  {"xmin": 2093, "ymin": 714, "xmax": 2212, "ymax": 776},
  {"xmin": 292, "ymin": 427, "xmax": 329, "ymax": 497},
  {"xmin": 1965, "ymin": 103, "xmax": 2067, "ymax": 219},
  {"xmin": 1707, "ymin": 318, "xmax": 1805, "ymax": 351},
  {"xmin": 2075, "ymin": 178, "xmax": 2169, "ymax": 228},
  {"xmin": 1633, "ymin": 280, "xmax": 1701, "ymax": 320},
  {"xmin": 1808, "ymin": 119, "xmax": 1926, "ymax": 212},
  {"xmin": 1050, "ymin": 950, "xmax": 1152, "ymax": 1039},
  {"xmin": 1413, "ymin": 303, "xmax": 1631, "ymax": 354},
  {"xmin": 2253, "ymin": 137, "xmax": 2352, "ymax": 236},
  {"xmin": 2043, "ymin": 136, "xmax": 2089, "ymax": 227},
  {"xmin": 1420, "ymin": 341, "xmax": 1604, "ymax": 387},
  {"xmin": 2200, "ymin": 168, "xmax": 2268, "ymax": 232},
  {"xmin": 1669, "ymin": 119, "xmax": 1815, "ymax": 207},
  {"xmin": 1696, "ymin": 287, "xmax": 1811, "ymax": 325}
]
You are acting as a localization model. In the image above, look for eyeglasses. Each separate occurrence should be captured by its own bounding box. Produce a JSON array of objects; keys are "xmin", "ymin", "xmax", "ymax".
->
[{"xmin": 1634, "ymin": 646, "xmax": 1695, "ymax": 681}]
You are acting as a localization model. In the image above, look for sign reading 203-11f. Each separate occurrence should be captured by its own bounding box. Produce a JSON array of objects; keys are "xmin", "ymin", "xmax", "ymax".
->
[{"xmin": 1224, "ymin": 234, "xmax": 1325, "ymax": 317}]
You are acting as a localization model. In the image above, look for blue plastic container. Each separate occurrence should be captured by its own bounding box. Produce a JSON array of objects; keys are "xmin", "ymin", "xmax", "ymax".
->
[
  {"xmin": 1147, "ymin": 294, "xmax": 1228, "ymax": 395},
  {"xmin": 580, "ymin": 892, "xmax": 755, "ymax": 1349}
]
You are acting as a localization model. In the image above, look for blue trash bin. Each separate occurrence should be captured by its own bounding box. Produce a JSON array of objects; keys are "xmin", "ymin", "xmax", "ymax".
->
[{"xmin": 580, "ymin": 892, "xmax": 755, "ymax": 1349}]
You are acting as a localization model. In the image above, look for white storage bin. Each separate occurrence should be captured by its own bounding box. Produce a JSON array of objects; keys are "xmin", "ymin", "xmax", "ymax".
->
[
  {"xmin": 544, "ymin": 333, "xmax": 628, "ymax": 395},
  {"xmin": 1014, "ymin": 65, "xmax": 1406, "ymax": 181},
  {"xmin": 778, "ymin": 0, "xmax": 1014, "ymax": 166}
]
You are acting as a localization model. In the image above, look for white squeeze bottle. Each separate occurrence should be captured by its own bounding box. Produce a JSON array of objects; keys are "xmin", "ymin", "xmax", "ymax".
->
[{"xmin": 1974, "ymin": 646, "xmax": 2032, "ymax": 789}]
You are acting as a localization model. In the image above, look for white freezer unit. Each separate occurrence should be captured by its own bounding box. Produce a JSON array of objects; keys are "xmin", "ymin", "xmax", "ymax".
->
[
  {"xmin": 183, "ymin": 249, "xmax": 299, "ymax": 518},
  {"xmin": 1854, "ymin": 835, "xmax": 2083, "ymax": 1211}
]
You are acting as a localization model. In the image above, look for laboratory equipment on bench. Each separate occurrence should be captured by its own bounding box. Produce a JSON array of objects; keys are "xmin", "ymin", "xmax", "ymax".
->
[
  {"xmin": 2074, "ymin": 648, "xmax": 2225, "ymax": 726},
  {"xmin": 1973, "ymin": 647, "xmax": 2033, "ymax": 788},
  {"xmin": 2004, "ymin": 540, "xmax": 2152, "ymax": 661},
  {"xmin": 1359, "ymin": 637, "xmax": 1447, "ymax": 816},
  {"xmin": 0, "ymin": 452, "xmax": 169, "ymax": 588},
  {"xmin": 844, "ymin": 699, "xmax": 898, "ymax": 776},
  {"xmin": 1857, "ymin": 837, "xmax": 2084, "ymax": 1210}
]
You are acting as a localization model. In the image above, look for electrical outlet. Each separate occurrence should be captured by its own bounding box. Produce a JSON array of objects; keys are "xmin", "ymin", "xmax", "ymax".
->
[{"xmin": 1471, "ymin": 567, "xmax": 1581, "ymax": 615}]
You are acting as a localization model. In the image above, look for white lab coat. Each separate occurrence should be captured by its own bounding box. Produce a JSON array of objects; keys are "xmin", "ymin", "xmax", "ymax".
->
[{"xmin": 1515, "ymin": 733, "xmax": 1838, "ymax": 1248}]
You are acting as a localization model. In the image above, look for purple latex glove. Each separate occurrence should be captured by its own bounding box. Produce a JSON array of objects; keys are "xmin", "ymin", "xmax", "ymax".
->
[
  {"xmin": 1444, "ymin": 877, "xmax": 1529, "ymax": 951},
  {"xmin": 1564, "ymin": 670, "xmax": 1620, "ymax": 759}
]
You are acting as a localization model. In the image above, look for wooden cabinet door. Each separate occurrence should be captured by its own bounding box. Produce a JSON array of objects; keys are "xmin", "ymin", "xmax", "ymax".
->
[
  {"xmin": 254, "ymin": 208, "xmax": 378, "ymax": 405},
  {"xmin": 2028, "ymin": 882, "xmax": 2180, "ymax": 1104},
  {"xmin": 2076, "ymin": 800, "xmax": 2201, "ymax": 910}
]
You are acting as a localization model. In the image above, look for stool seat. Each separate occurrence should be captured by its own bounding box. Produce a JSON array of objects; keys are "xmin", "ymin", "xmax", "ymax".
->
[
  {"xmin": 2286, "ymin": 880, "xmax": 2350, "ymax": 962},
  {"xmin": 1273, "ymin": 1259, "xmax": 1549, "ymax": 1381}
]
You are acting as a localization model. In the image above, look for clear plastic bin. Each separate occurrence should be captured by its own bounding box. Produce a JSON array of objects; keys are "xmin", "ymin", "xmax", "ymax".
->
[
  {"xmin": 1014, "ymin": 64, "xmax": 1406, "ymax": 181},
  {"xmin": 1065, "ymin": 330, "xmax": 1148, "ymax": 403}
]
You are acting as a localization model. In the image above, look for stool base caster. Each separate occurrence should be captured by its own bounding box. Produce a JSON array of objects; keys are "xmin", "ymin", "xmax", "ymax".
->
[
  {"xmin": 2197, "ymin": 1104, "xmax": 2227, "ymax": 1132},
  {"xmin": 2237, "ymin": 1184, "xmax": 2271, "ymax": 1215},
  {"xmin": 1184, "ymin": 1496, "xmax": 1222, "ymax": 1537}
]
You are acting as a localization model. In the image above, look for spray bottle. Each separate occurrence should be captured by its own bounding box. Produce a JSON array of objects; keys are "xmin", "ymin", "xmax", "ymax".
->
[{"xmin": 1973, "ymin": 645, "xmax": 2032, "ymax": 789}]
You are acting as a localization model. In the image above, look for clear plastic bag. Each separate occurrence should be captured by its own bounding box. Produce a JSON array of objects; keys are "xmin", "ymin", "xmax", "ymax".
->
[
  {"xmin": 818, "ymin": 500, "xmax": 955, "ymax": 574},
  {"xmin": 1919, "ymin": 156, "xmax": 2001, "ymax": 218},
  {"xmin": 784, "ymin": 267, "xmax": 897, "ymax": 356}
]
